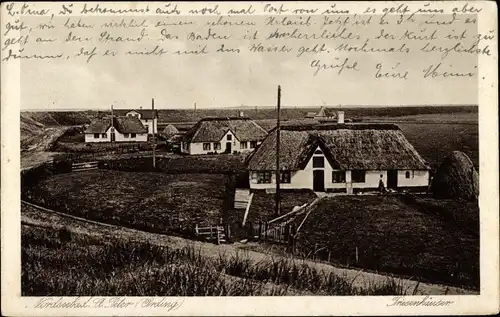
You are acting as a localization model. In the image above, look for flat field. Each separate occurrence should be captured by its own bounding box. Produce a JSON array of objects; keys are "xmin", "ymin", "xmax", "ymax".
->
[
  {"xmin": 29, "ymin": 170, "xmax": 232, "ymax": 235},
  {"xmin": 291, "ymin": 195, "xmax": 479, "ymax": 290}
]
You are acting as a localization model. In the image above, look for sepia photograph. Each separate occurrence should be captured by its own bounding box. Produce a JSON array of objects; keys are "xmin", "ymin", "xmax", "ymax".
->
[{"xmin": 1, "ymin": 1, "xmax": 498, "ymax": 316}]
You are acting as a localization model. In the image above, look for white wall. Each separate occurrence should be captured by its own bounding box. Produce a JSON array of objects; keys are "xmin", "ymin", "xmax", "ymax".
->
[
  {"xmin": 183, "ymin": 130, "xmax": 261, "ymax": 155},
  {"xmin": 85, "ymin": 128, "xmax": 147, "ymax": 143},
  {"xmin": 141, "ymin": 118, "xmax": 157, "ymax": 134},
  {"xmin": 397, "ymin": 170, "xmax": 429, "ymax": 187}
]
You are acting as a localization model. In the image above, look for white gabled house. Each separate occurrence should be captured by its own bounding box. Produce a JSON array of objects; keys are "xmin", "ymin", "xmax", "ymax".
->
[
  {"xmin": 84, "ymin": 116, "xmax": 148, "ymax": 143},
  {"xmin": 113, "ymin": 109, "xmax": 158, "ymax": 134},
  {"xmin": 247, "ymin": 116, "xmax": 430, "ymax": 193},
  {"xmin": 181, "ymin": 117, "xmax": 268, "ymax": 155}
]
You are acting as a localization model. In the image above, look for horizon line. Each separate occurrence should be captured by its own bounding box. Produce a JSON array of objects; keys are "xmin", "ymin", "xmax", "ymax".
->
[{"xmin": 21, "ymin": 104, "xmax": 479, "ymax": 112}]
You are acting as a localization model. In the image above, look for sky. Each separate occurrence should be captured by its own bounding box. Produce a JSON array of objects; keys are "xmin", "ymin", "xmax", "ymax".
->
[{"xmin": 19, "ymin": 14, "xmax": 478, "ymax": 110}]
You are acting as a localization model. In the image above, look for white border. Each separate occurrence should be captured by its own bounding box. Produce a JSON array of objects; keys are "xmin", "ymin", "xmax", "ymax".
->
[{"xmin": 1, "ymin": 1, "xmax": 499, "ymax": 316}]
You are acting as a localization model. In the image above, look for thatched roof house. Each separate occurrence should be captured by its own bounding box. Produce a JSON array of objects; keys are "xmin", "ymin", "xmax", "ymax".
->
[
  {"xmin": 84, "ymin": 116, "xmax": 148, "ymax": 142},
  {"xmin": 305, "ymin": 106, "xmax": 337, "ymax": 120},
  {"xmin": 181, "ymin": 117, "xmax": 268, "ymax": 155},
  {"xmin": 113, "ymin": 109, "xmax": 158, "ymax": 134},
  {"xmin": 247, "ymin": 123, "xmax": 430, "ymax": 193},
  {"xmin": 430, "ymin": 151, "xmax": 479, "ymax": 200}
]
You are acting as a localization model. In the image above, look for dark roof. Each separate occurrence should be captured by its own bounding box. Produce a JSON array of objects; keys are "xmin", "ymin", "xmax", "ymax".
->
[
  {"xmin": 183, "ymin": 117, "xmax": 268, "ymax": 143},
  {"xmin": 84, "ymin": 116, "xmax": 147, "ymax": 134},
  {"xmin": 248, "ymin": 124, "xmax": 429, "ymax": 171},
  {"xmin": 113, "ymin": 109, "xmax": 158, "ymax": 119}
]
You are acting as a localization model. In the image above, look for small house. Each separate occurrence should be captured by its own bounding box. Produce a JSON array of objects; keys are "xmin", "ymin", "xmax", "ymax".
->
[
  {"xmin": 305, "ymin": 106, "xmax": 337, "ymax": 122},
  {"xmin": 181, "ymin": 117, "xmax": 268, "ymax": 155},
  {"xmin": 247, "ymin": 115, "xmax": 430, "ymax": 193},
  {"xmin": 84, "ymin": 116, "xmax": 148, "ymax": 143},
  {"xmin": 113, "ymin": 109, "xmax": 158, "ymax": 134}
]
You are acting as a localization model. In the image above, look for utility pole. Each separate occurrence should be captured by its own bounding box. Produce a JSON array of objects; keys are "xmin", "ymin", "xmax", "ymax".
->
[
  {"xmin": 275, "ymin": 85, "xmax": 281, "ymax": 217},
  {"xmin": 152, "ymin": 98, "xmax": 156, "ymax": 168},
  {"xmin": 111, "ymin": 104, "xmax": 114, "ymax": 143}
]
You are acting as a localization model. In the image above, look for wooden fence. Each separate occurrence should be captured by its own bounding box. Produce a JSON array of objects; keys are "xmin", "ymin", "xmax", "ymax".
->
[
  {"xmin": 248, "ymin": 221, "xmax": 296, "ymax": 245},
  {"xmin": 195, "ymin": 224, "xmax": 231, "ymax": 244},
  {"xmin": 71, "ymin": 161, "xmax": 98, "ymax": 172}
]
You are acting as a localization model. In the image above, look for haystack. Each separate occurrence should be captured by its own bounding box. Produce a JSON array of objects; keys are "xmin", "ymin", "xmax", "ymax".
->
[
  {"xmin": 431, "ymin": 151, "xmax": 479, "ymax": 200},
  {"xmin": 161, "ymin": 124, "xmax": 179, "ymax": 138}
]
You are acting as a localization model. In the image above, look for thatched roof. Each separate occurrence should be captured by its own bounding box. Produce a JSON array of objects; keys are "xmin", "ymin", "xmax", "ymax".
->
[
  {"xmin": 183, "ymin": 117, "xmax": 268, "ymax": 143},
  {"xmin": 247, "ymin": 124, "xmax": 429, "ymax": 171},
  {"xmin": 84, "ymin": 116, "xmax": 147, "ymax": 134},
  {"xmin": 113, "ymin": 109, "xmax": 158, "ymax": 119},
  {"xmin": 431, "ymin": 151, "xmax": 479, "ymax": 200},
  {"xmin": 162, "ymin": 124, "xmax": 179, "ymax": 137}
]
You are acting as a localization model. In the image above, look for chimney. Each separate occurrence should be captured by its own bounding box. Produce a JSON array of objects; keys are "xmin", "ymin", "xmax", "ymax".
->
[
  {"xmin": 239, "ymin": 111, "xmax": 244, "ymax": 117},
  {"xmin": 140, "ymin": 106, "xmax": 143, "ymax": 110},
  {"xmin": 337, "ymin": 111, "xmax": 345, "ymax": 124}
]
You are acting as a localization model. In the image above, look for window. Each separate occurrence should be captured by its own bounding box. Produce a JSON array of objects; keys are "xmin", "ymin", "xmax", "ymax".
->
[
  {"xmin": 257, "ymin": 171, "xmax": 272, "ymax": 184},
  {"xmin": 93, "ymin": 133, "xmax": 100, "ymax": 138},
  {"xmin": 240, "ymin": 141, "xmax": 247, "ymax": 149},
  {"xmin": 124, "ymin": 133, "xmax": 129, "ymax": 138},
  {"xmin": 405, "ymin": 171, "xmax": 411, "ymax": 178},
  {"xmin": 214, "ymin": 142, "xmax": 221, "ymax": 150},
  {"xmin": 227, "ymin": 134, "xmax": 232, "ymax": 141},
  {"xmin": 351, "ymin": 170, "xmax": 366, "ymax": 183},
  {"xmin": 332, "ymin": 171, "xmax": 346, "ymax": 183},
  {"xmin": 131, "ymin": 133, "xmax": 136, "ymax": 138},
  {"xmin": 101, "ymin": 133, "xmax": 107, "ymax": 138},
  {"xmin": 145, "ymin": 124, "xmax": 149, "ymax": 131},
  {"xmin": 280, "ymin": 171, "xmax": 291, "ymax": 183},
  {"xmin": 313, "ymin": 156, "xmax": 324, "ymax": 168},
  {"xmin": 183, "ymin": 142, "xmax": 188, "ymax": 150},
  {"xmin": 314, "ymin": 149, "xmax": 322, "ymax": 154},
  {"xmin": 250, "ymin": 141, "xmax": 257, "ymax": 148},
  {"xmin": 203, "ymin": 143, "xmax": 211, "ymax": 151}
]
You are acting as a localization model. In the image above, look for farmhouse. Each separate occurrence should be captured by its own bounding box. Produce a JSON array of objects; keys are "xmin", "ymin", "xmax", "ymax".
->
[
  {"xmin": 247, "ymin": 116, "xmax": 430, "ymax": 193},
  {"xmin": 305, "ymin": 106, "xmax": 338, "ymax": 122},
  {"xmin": 113, "ymin": 109, "xmax": 158, "ymax": 134},
  {"xmin": 181, "ymin": 117, "xmax": 268, "ymax": 155},
  {"xmin": 84, "ymin": 116, "xmax": 148, "ymax": 142}
]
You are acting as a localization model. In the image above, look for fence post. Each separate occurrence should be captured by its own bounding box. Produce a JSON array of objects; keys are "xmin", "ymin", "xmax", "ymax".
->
[
  {"xmin": 195, "ymin": 224, "xmax": 199, "ymax": 236},
  {"xmin": 216, "ymin": 227, "xmax": 220, "ymax": 245},
  {"xmin": 209, "ymin": 225, "xmax": 213, "ymax": 240},
  {"xmin": 265, "ymin": 222, "xmax": 268, "ymax": 241},
  {"xmin": 328, "ymin": 251, "xmax": 331, "ymax": 263},
  {"xmin": 356, "ymin": 246, "xmax": 359, "ymax": 264}
]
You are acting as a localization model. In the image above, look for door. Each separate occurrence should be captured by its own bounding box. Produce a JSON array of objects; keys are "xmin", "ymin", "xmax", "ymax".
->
[
  {"xmin": 313, "ymin": 170, "xmax": 325, "ymax": 192},
  {"xmin": 226, "ymin": 142, "xmax": 232, "ymax": 153},
  {"xmin": 387, "ymin": 170, "xmax": 398, "ymax": 189},
  {"xmin": 111, "ymin": 132, "xmax": 116, "ymax": 142}
]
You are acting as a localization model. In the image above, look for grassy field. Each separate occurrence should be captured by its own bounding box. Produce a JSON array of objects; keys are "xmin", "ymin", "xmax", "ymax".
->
[
  {"xmin": 398, "ymin": 123, "xmax": 478, "ymax": 171},
  {"xmin": 28, "ymin": 170, "xmax": 232, "ymax": 235},
  {"xmin": 22, "ymin": 223, "xmax": 419, "ymax": 296},
  {"xmin": 290, "ymin": 195, "xmax": 479, "ymax": 290}
]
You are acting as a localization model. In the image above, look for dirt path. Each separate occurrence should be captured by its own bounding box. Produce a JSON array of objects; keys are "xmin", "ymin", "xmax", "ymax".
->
[{"xmin": 21, "ymin": 202, "xmax": 477, "ymax": 295}]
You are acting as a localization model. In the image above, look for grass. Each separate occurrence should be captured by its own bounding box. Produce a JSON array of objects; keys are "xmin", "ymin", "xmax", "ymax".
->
[
  {"xmin": 22, "ymin": 224, "xmax": 417, "ymax": 296},
  {"xmin": 290, "ymin": 195, "xmax": 479, "ymax": 289},
  {"xmin": 28, "ymin": 170, "xmax": 232, "ymax": 235},
  {"xmin": 398, "ymin": 122, "xmax": 478, "ymax": 171}
]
